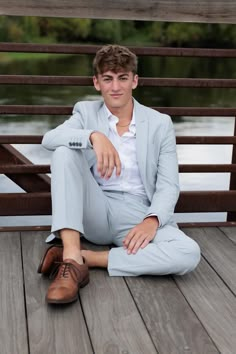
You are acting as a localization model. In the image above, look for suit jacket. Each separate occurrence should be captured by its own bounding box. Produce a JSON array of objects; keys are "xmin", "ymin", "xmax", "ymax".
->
[{"xmin": 42, "ymin": 98, "xmax": 180, "ymax": 227}]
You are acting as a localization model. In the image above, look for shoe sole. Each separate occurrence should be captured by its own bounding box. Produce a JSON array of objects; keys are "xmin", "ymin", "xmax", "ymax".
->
[{"xmin": 46, "ymin": 276, "xmax": 90, "ymax": 305}]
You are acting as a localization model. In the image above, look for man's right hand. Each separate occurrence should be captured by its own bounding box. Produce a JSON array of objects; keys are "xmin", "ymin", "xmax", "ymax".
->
[{"xmin": 90, "ymin": 132, "xmax": 121, "ymax": 179}]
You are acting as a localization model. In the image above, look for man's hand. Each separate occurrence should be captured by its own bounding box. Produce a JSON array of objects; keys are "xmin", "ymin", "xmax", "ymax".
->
[
  {"xmin": 90, "ymin": 132, "xmax": 121, "ymax": 179},
  {"xmin": 123, "ymin": 216, "xmax": 159, "ymax": 254}
]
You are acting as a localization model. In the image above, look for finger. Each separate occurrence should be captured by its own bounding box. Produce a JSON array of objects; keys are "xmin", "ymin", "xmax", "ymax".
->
[
  {"xmin": 96, "ymin": 153, "xmax": 103, "ymax": 174},
  {"xmin": 131, "ymin": 235, "xmax": 148, "ymax": 254},
  {"xmin": 101, "ymin": 153, "xmax": 109, "ymax": 178},
  {"xmin": 127, "ymin": 233, "xmax": 143, "ymax": 254},
  {"xmin": 114, "ymin": 153, "xmax": 122, "ymax": 176},
  {"xmin": 123, "ymin": 229, "xmax": 136, "ymax": 249},
  {"xmin": 105, "ymin": 153, "xmax": 115, "ymax": 179},
  {"xmin": 140, "ymin": 238, "xmax": 151, "ymax": 249}
]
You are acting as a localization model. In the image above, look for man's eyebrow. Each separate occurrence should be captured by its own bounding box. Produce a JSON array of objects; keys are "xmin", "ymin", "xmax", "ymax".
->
[{"xmin": 101, "ymin": 74, "xmax": 113, "ymax": 78}]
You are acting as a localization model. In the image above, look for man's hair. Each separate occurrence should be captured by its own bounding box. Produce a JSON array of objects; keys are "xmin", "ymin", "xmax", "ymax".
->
[{"xmin": 93, "ymin": 44, "xmax": 138, "ymax": 76}]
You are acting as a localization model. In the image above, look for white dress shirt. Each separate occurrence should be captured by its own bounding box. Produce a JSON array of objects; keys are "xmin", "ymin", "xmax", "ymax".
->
[{"xmin": 92, "ymin": 106, "xmax": 147, "ymax": 199}]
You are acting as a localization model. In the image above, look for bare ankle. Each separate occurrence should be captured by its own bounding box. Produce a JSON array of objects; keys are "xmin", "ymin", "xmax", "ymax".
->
[{"xmin": 81, "ymin": 250, "xmax": 108, "ymax": 268}]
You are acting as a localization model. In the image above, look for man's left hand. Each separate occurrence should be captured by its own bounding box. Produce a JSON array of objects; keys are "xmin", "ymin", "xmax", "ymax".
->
[{"xmin": 123, "ymin": 216, "xmax": 159, "ymax": 255}]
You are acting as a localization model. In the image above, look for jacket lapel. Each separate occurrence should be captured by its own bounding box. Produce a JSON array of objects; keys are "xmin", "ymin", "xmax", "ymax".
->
[
  {"xmin": 97, "ymin": 103, "xmax": 109, "ymax": 136},
  {"xmin": 134, "ymin": 99, "xmax": 149, "ymax": 188}
]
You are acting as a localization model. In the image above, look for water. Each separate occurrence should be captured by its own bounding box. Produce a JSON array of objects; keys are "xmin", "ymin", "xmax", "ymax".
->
[{"xmin": 0, "ymin": 53, "xmax": 235, "ymax": 226}]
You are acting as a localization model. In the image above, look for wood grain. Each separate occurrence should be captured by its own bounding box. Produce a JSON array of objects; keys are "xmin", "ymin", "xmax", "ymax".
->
[
  {"xmin": 183, "ymin": 227, "xmax": 236, "ymax": 295},
  {"xmin": 175, "ymin": 256, "xmax": 236, "ymax": 353},
  {"xmin": 79, "ymin": 253, "xmax": 157, "ymax": 353},
  {"xmin": 0, "ymin": 1, "xmax": 236, "ymax": 23},
  {"xmin": 21, "ymin": 231, "xmax": 93, "ymax": 354},
  {"xmin": 220, "ymin": 226, "xmax": 236, "ymax": 244},
  {"xmin": 126, "ymin": 276, "xmax": 219, "ymax": 354},
  {"xmin": 0, "ymin": 232, "xmax": 28, "ymax": 354}
]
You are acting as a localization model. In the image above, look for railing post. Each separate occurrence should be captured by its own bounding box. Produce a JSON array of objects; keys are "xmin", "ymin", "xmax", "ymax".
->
[{"xmin": 227, "ymin": 116, "xmax": 236, "ymax": 221}]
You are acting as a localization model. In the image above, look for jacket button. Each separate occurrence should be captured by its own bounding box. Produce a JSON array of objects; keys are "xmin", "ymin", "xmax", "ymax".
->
[
  {"xmin": 78, "ymin": 142, "xmax": 82, "ymax": 147},
  {"xmin": 69, "ymin": 142, "xmax": 72, "ymax": 146}
]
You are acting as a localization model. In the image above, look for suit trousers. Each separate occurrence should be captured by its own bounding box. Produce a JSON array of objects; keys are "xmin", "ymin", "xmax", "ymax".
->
[{"xmin": 49, "ymin": 146, "xmax": 201, "ymax": 276}]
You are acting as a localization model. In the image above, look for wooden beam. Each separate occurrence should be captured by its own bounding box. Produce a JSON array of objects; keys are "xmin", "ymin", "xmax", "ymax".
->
[
  {"xmin": 0, "ymin": 144, "xmax": 50, "ymax": 192},
  {"xmin": 1, "ymin": 190, "xmax": 236, "ymax": 216},
  {"xmin": 0, "ymin": 1, "xmax": 236, "ymax": 23}
]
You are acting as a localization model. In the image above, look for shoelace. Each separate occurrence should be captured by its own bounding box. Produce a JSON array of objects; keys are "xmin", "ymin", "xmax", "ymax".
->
[{"xmin": 49, "ymin": 261, "xmax": 80, "ymax": 283}]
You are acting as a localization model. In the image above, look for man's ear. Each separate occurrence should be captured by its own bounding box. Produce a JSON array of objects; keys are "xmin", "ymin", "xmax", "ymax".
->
[
  {"xmin": 132, "ymin": 74, "xmax": 138, "ymax": 90},
  {"xmin": 93, "ymin": 75, "xmax": 101, "ymax": 91}
]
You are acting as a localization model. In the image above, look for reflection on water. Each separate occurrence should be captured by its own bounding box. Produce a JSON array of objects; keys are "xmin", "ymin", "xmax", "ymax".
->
[{"xmin": 0, "ymin": 54, "xmax": 236, "ymax": 225}]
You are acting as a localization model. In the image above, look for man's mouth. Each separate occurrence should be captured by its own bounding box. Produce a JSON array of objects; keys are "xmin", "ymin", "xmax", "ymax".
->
[{"xmin": 111, "ymin": 94, "xmax": 122, "ymax": 98}]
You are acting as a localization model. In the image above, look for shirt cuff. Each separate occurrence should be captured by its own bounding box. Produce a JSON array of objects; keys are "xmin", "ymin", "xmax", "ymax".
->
[{"xmin": 144, "ymin": 214, "xmax": 160, "ymax": 227}]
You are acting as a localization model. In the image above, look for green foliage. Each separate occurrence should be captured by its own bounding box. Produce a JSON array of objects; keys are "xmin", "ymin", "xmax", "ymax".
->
[
  {"xmin": 46, "ymin": 18, "xmax": 92, "ymax": 41},
  {"xmin": 92, "ymin": 20, "xmax": 122, "ymax": 42},
  {"xmin": 1, "ymin": 16, "xmax": 236, "ymax": 48},
  {"xmin": 166, "ymin": 23, "xmax": 205, "ymax": 46}
]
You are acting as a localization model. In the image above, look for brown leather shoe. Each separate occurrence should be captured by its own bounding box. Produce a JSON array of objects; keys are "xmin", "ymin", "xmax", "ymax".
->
[
  {"xmin": 46, "ymin": 258, "xmax": 89, "ymax": 304},
  {"xmin": 37, "ymin": 244, "xmax": 63, "ymax": 275}
]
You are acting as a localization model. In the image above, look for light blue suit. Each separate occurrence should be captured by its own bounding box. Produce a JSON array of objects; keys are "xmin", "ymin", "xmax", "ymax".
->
[{"xmin": 42, "ymin": 99, "xmax": 201, "ymax": 276}]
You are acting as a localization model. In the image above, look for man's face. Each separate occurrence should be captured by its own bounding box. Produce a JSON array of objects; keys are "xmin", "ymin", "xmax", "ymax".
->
[{"xmin": 93, "ymin": 70, "xmax": 138, "ymax": 112}]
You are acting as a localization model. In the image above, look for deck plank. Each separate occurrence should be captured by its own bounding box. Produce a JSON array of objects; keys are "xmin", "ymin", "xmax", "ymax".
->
[
  {"xmin": 0, "ymin": 232, "xmax": 29, "ymax": 354},
  {"xmin": 174, "ymin": 254, "xmax": 236, "ymax": 353},
  {"xmin": 183, "ymin": 227, "xmax": 236, "ymax": 295},
  {"xmin": 21, "ymin": 231, "xmax": 93, "ymax": 354},
  {"xmin": 126, "ymin": 276, "xmax": 219, "ymax": 354},
  {"xmin": 220, "ymin": 226, "xmax": 236, "ymax": 244},
  {"xmin": 79, "ymin": 243, "xmax": 157, "ymax": 354}
]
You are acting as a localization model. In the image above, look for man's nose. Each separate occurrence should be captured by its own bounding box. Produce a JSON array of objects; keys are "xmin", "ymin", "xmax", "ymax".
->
[{"xmin": 111, "ymin": 79, "xmax": 120, "ymax": 91}]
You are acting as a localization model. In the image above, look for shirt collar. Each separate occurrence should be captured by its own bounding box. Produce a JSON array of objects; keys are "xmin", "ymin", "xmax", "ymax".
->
[{"xmin": 104, "ymin": 103, "xmax": 136, "ymax": 126}]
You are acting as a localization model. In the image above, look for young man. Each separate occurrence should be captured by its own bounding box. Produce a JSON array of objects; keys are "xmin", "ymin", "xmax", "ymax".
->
[{"xmin": 39, "ymin": 44, "xmax": 201, "ymax": 304}]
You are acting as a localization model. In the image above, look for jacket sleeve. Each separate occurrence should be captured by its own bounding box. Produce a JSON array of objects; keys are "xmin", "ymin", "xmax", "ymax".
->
[
  {"xmin": 146, "ymin": 116, "xmax": 180, "ymax": 227},
  {"xmin": 41, "ymin": 105, "xmax": 94, "ymax": 151}
]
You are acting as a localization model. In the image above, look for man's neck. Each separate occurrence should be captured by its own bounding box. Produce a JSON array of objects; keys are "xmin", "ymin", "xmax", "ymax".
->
[{"xmin": 106, "ymin": 100, "xmax": 134, "ymax": 121}]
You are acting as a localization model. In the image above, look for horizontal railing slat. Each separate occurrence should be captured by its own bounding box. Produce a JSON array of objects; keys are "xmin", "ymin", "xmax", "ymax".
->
[
  {"xmin": 2, "ymin": 43, "xmax": 236, "ymax": 58},
  {"xmin": 1, "ymin": 191, "xmax": 236, "ymax": 215},
  {"xmin": 177, "ymin": 191, "xmax": 236, "ymax": 212},
  {"xmin": 2, "ymin": 75, "xmax": 236, "ymax": 88},
  {"xmin": 1, "ymin": 164, "xmax": 236, "ymax": 174},
  {"xmin": 1, "ymin": 135, "xmax": 236, "ymax": 144},
  {"xmin": 0, "ymin": 105, "xmax": 236, "ymax": 117}
]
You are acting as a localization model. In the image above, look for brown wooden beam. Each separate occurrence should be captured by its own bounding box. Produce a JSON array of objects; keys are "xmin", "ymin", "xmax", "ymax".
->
[
  {"xmin": 176, "ymin": 191, "xmax": 236, "ymax": 213},
  {"xmin": 1, "ymin": 164, "xmax": 236, "ymax": 174},
  {"xmin": 2, "ymin": 43, "xmax": 236, "ymax": 58},
  {"xmin": 228, "ymin": 117, "xmax": 236, "ymax": 221},
  {"xmin": 1, "ymin": 135, "xmax": 236, "ymax": 145},
  {"xmin": 0, "ymin": 165, "xmax": 50, "ymax": 174},
  {"xmin": 179, "ymin": 164, "xmax": 236, "ymax": 173},
  {"xmin": 0, "ymin": 1, "xmax": 236, "ymax": 23},
  {"xmin": 0, "ymin": 145, "xmax": 50, "ymax": 192},
  {"xmin": 1, "ymin": 190, "xmax": 236, "ymax": 216},
  {"xmin": 1, "ymin": 221, "xmax": 236, "ymax": 231},
  {"xmin": 1, "ymin": 105, "xmax": 236, "ymax": 117},
  {"xmin": 2, "ymin": 75, "xmax": 236, "ymax": 88},
  {"xmin": 0, "ymin": 193, "xmax": 51, "ymax": 215}
]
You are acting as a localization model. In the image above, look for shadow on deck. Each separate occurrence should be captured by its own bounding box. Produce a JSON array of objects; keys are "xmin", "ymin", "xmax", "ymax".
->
[{"xmin": 1, "ymin": 227, "xmax": 236, "ymax": 354}]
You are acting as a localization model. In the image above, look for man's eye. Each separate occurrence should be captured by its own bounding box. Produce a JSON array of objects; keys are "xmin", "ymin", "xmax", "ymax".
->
[
  {"xmin": 103, "ymin": 78, "xmax": 111, "ymax": 82},
  {"xmin": 120, "ymin": 77, "xmax": 128, "ymax": 81}
]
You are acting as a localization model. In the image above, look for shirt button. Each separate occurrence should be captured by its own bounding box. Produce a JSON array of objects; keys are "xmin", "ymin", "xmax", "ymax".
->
[
  {"xmin": 69, "ymin": 142, "xmax": 72, "ymax": 146},
  {"xmin": 78, "ymin": 142, "xmax": 82, "ymax": 147}
]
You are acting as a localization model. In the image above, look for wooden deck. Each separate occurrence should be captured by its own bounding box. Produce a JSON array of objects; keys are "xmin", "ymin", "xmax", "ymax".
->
[{"xmin": 1, "ymin": 227, "xmax": 236, "ymax": 354}]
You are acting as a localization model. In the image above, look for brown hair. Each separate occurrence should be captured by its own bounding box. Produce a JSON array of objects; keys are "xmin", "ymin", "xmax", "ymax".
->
[{"xmin": 93, "ymin": 44, "xmax": 138, "ymax": 76}]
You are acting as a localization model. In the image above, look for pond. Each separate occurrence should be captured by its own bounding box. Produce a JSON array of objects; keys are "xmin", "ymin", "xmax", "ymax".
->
[{"xmin": 0, "ymin": 53, "xmax": 235, "ymax": 225}]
